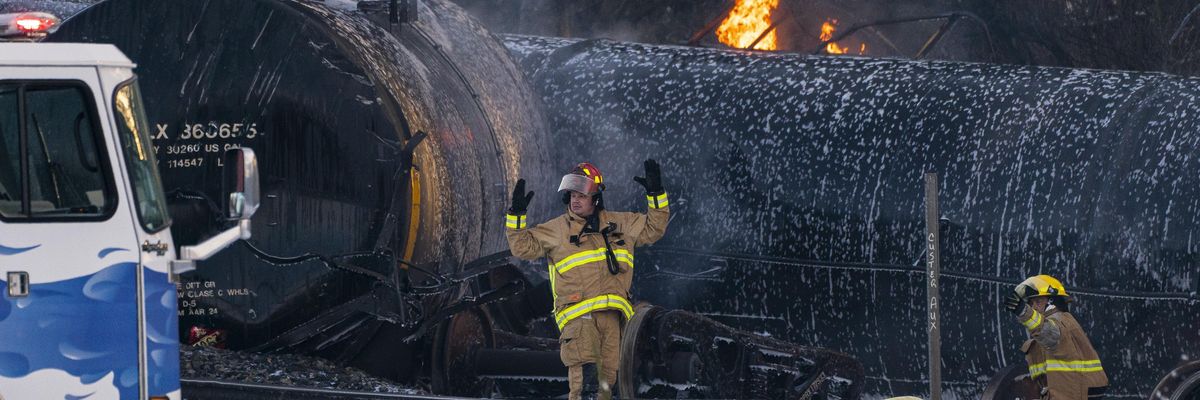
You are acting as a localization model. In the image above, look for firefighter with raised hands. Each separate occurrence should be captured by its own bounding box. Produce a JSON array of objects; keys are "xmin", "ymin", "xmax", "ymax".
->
[
  {"xmin": 505, "ymin": 160, "xmax": 670, "ymax": 400},
  {"xmin": 1003, "ymin": 275, "xmax": 1108, "ymax": 399}
]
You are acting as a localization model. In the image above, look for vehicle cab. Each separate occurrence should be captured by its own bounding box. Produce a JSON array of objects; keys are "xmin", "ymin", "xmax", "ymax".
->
[{"xmin": 0, "ymin": 43, "xmax": 258, "ymax": 400}]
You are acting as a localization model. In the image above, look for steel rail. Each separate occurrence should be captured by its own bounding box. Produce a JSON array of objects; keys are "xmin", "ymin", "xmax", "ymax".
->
[{"xmin": 180, "ymin": 378, "xmax": 476, "ymax": 400}]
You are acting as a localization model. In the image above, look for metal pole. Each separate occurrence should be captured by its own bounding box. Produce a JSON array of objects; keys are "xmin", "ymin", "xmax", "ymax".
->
[
  {"xmin": 924, "ymin": 172, "xmax": 942, "ymax": 400},
  {"xmin": 808, "ymin": 12, "xmax": 996, "ymax": 61}
]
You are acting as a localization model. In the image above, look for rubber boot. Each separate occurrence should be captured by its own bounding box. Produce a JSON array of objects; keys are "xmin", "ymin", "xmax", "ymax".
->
[
  {"xmin": 581, "ymin": 363, "xmax": 599, "ymax": 400},
  {"xmin": 598, "ymin": 377, "xmax": 614, "ymax": 400}
]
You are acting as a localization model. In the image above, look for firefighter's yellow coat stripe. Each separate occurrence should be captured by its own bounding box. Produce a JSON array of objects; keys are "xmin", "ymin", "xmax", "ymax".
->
[
  {"xmin": 646, "ymin": 192, "xmax": 669, "ymax": 209},
  {"xmin": 1028, "ymin": 359, "xmax": 1104, "ymax": 378},
  {"xmin": 555, "ymin": 294, "xmax": 634, "ymax": 330},
  {"xmin": 1023, "ymin": 310, "xmax": 1043, "ymax": 330},
  {"xmin": 505, "ymin": 214, "xmax": 526, "ymax": 230},
  {"xmin": 553, "ymin": 248, "xmax": 634, "ymax": 274}
]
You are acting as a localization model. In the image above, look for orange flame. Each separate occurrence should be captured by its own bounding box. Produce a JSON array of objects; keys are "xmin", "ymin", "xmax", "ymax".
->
[
  {"xmin": 716, "ymin": 0, "xmax": 780, "ymax": 51},
  {"xmin": 819, "ymin": 19, "xmax": 867, "ymax": 55}
]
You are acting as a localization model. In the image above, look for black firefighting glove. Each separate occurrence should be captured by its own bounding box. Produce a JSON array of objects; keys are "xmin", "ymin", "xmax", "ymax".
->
[
  {"xmin": 633, "ymin": 159, "xmax": 663, "ymax": 195},
  {"xmin": 1002, "ymin": 284, "xmax": 1037, "ymax": 314},
  {"xmin": 1003, "ymin": 290, "xmax": 1023, "ymax": 314},
  {"xmin": 509, "ymin": 179, "xmax": 534, "ymax": 214}
]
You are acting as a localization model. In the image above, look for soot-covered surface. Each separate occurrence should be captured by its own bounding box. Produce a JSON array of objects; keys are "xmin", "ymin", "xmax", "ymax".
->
[{"xmin": 505, "ymin": 35, "xmax": 1200, "ymax": 398}]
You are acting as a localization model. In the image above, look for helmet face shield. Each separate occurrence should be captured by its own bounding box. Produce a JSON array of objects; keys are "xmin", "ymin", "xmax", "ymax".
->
[{"xmin": 558, "ymin": 173, "xmax": 600, "ymax": 195}]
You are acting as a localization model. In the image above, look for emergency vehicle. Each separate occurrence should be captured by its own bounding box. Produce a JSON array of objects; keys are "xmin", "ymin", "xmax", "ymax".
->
[{"xmin": 0, "ymin": 43, "xmax": 259, "ymax": 400}]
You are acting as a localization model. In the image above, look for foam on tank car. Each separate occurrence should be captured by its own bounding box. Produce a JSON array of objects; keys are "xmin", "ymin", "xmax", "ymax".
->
[
  {"xmin": 503, "ymin": 35, "xmax": 1200, "ymax": 398},
  {"xmin": 50, "ymin": 0, "xmax": 556, "ymax": 378},
  {"xmin": 49, "ymin": 1, "xmax": 871, "ymax": 397}
]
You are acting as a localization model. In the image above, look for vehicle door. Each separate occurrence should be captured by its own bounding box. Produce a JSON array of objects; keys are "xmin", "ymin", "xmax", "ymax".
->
[
  {"xmin": 107, "ymin": 76, "xmax": 180, "ymax": 400},
  {"xmin": 0, "ymin": 68, "xmax": 143, "ymax": 400}
]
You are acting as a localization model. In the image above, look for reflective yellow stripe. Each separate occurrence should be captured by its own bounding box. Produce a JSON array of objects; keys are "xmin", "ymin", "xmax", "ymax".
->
[
  {"xmin": 555, "ymin": 294, "xmax": 634, "ymax": 330},
  {"xmin": 553, "ymin": 248, "xmax": 634, "ymax": 274},
  {"xmin": 505, "ymin": 213, "xmax": 526, "ymax": 230},
  {"xmin": 555, "ymin": 249, "xmax": 606, "ymax": 274},
  {"xmin": 646, "ymin": 192, "xmax": 669, "ymax": 209},
  {"xmin": 1028, "ymin": 359, "xmax": 1104, "ymax": 378},
  {"xmin": 614, "ymin": 249, "xmax": 633, "ymax": 267},
  {"xmin": 548, "ymin": 263, "xmax": 557, "ymax": 313},
  {"xmin": 1023, "ymin": 310, "xmax": 1043, "ymax": 330}
]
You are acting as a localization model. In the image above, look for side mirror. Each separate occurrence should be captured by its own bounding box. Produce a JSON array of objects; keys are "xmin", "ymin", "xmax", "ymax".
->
[
  {"xmin": 173, "ymin": 147, "xmax": 260, "ymax": 274},
  {"xmin": 222, "ymin": 148, "xmax": 259, "ymax": 220}
]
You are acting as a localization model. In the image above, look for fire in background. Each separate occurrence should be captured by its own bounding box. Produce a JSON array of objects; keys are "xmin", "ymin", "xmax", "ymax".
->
[
  {"xmin": 821, "ymin": 19, "xmax": 866, "ymax": 55},
  {"xmin": 716, "ymin": 0, "xmax": 779, "ymax": 50}
]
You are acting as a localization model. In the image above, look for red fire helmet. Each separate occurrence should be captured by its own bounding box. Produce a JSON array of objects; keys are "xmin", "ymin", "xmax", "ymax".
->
[{"xmin": 557, "ymin": 162, "xmax": 605, "ymax": 195}]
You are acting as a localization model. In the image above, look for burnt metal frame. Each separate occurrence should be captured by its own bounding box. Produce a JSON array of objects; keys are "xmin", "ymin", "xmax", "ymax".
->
[
  {"xmin": 687, "ymin": 0, "xmax": 738, "ymax": 46},
  {"xmin": 808, "ymin": 12, "xmax": 996, "ymax": 60},
  {"xmin": 746, "ymin": 14, "xmax": 791, "ymax": 50},
  {"xmin": 686, "ymin": 0, "xmax": 794, "ymax": 50},
  {"xmin": 688, "ymin": 7, "xmax": 996, "ymax": 60}
]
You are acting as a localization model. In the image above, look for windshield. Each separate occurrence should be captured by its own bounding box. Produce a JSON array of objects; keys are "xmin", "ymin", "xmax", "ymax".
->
[{"xmin": 113, "ymin": 79, "xmax": 170, "ymax": 232}]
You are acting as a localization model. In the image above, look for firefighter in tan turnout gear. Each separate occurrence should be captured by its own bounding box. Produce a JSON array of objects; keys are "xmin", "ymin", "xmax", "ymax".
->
[
  {"xmin": 1003, "ymin": 275, "xmax": 1109, "ymax": 399},
  {"xmin": 505, "ymin": 160, "xmax": 669, "ymax": 400}
]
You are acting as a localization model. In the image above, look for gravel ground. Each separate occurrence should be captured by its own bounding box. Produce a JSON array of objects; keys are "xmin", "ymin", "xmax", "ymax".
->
[{"xmin": 181, "ymin": 346, "xmax": 430, "ymax": 395}]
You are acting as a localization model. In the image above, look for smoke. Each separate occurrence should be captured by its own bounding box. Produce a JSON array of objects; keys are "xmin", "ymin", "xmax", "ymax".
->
[
  {"xmin": 453, "ymin": 0, "xmax": 727, "ymax": 43},
  {"xmin": 966, "ymin": 0, "xmax": 1200, "ymax": 75},
  {"xmin": 452, "ymin": 0, "xmax": 1200, "ymax": 74},
  {"xmin": 12, "ymin": 0, "xmax": 1198, "ymax": 73},
  {"xmin": 38, "ymin": 0, "xmax": 1192, "ymax": 73},
  {"xmin": 449, "ymin": 0, "xmax": 994, "ymax": 60}
]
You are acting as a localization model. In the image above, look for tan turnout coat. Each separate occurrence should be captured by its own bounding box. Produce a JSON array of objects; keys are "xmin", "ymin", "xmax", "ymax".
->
[
  {"xmin": 1019, "ymin": 306, "xmax": 1108, "ymax": 399},
  {"xmin": 505, "ymin": 196, "xmax": 669, "ymax": 331}
]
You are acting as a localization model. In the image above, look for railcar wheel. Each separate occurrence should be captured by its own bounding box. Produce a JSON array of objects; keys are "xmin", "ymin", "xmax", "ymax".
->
[
  {"xmin": 1151, "ymin": 361, "xmax": 1200, "ymax": 400},
  {"xmin": 431, "ymin": 307, "xmax": 496, "ymax": 396},
  {"xmin": 618, "ymin": 304, "xmax": 664, "ymax": 398}
]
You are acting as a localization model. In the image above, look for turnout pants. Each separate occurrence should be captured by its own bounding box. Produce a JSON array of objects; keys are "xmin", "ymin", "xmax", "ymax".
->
[{"xmin": 560, "ymin": 310, "xmax": 622, "ymax": 400}]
